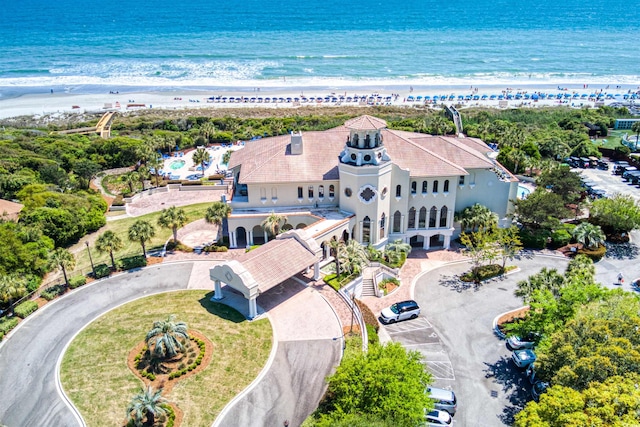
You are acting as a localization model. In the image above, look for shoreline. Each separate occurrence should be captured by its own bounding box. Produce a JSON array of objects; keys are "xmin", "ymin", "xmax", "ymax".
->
[{"xmin": 1, "ymin": 82, "xmax": 638, "ymax": 121}]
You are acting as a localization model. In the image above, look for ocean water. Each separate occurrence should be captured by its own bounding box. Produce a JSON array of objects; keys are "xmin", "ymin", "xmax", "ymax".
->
[{"xmin": 0, "ymin": 0, "xmax": 638, "ymax": 96}]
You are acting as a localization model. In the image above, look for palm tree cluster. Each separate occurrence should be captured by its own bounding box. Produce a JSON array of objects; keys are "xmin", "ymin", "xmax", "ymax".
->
[
  {"xmin": 157, "ymin": 206, "xmax": 187, "ymax": 243},
  {"xmin": 204, "ymin": 201, "xmax": 232, "ymax": 242},
  {"xmin": 261, "ymin": 211, "xmax": 287, "ymax": 239},
  {"xmin": 457, "ymin": 203, "xmax": 498, "ymax": 233},
  {"xmin": 145, "ymin": 315, "xmax": 189, "ymax": 361}
]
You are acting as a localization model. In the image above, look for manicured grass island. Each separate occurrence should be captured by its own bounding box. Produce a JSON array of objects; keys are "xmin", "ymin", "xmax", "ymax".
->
[{"xmin": 60, "ymin": 290, "xmax": 272, "ymax": 426}]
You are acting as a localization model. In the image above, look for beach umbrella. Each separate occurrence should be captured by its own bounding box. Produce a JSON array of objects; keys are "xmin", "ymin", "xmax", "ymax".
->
[
  {"xmin": 473, "ymin": 95, "xmax": 480, "ymax": 100},
  {"xmin": 564, "ymin": 93, "xmax": 571, "ymax": 98},
  {"xmin": 449, "ymin": 95, "xmax": 455, "ymax": 100},
  {"xmin": 515, "ymin": 94, "xmax": 522, "ymax": 99},
  {"xmin": 432, "ymin": 96, "xmax": 438, "ymax": 101},
  {"xmin": 425, "ymin": 96, "xmax": 431, "ymax": 100},
  {"xmin": 524, "ymin": 94, "xmax": 530, "ymax": 99},
  {"xmin": 531, "ymin": 94, "xmax": 539, "ymax": 100},
  {"xmin": 416, "ymin": 96, "xmax": 422, "ymax": 101},
  {"xmin": 490, "ymin": 94, "xmax": 497, "ymax": 100},
  {"xmin": 507, "ymin": 94, "xmax": 514, "ymax": 100},
  {"xmin": 498, "ymin": 94, "xmax": 504, "ymax": 100},
  {"xmin": 457, "ymin": 95, "xmax": 464, "ymax": 100}
]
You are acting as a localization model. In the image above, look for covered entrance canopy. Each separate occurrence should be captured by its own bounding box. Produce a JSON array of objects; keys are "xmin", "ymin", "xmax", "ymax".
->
[{"xmin": 210, "ymin": 230, "xmax": 321, "ymax": 318}]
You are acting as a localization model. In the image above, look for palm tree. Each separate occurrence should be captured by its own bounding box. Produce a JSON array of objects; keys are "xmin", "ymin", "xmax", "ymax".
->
[
  {"xmin": 632, "ymin": 121, "xmax": 640, "ymax": 151},
  {"xmin": 327, "ymin": 239, "xmax": 345, "ymax": 276},
  {"xmin": 121, "ymin": 171, "xmax": 138, "ymax": 195},
  {"xmin": 192, "ymin": 148, "xmax": 211, "ymax": 177},
  {"xmin": 136, "ymin": 166, "xmax": 149, "ymax": 191},
  {"xmin": 204, "ymin": 201, "xmax": 232, "ymax": 242},
  {"xmin": 339, "ymin": 240, "xmax": 368, "ymax": 275},
  {"xmin": 457, "ymin": 203, "xmax": 497, "ymax": 233},
  {"xmin": 0, "ymin": 274, "xmax": 28, "ymax": 306},
  {"xmin": 147, "ymin": 155, "xmax": 164, "ymax": 188},
  {"xmin": 145, "ymin": 315, "xmax": 189, "ymax": 360},
  {"xmin": 157, "ymin": 206, "xmax": 187, "ymax": 243},
  {"xmin": 95, "ymin": 231, "xmax": 124, "ymax": 270},
  {"xmin": 261, "ymin": 211, "xmax": 287, "ymax": 239},
  {"xmin": 126, "ymin": 386, "xmax": 168, "ymax": 427},
  {"xmin": 572, "ymin": 222, "xmax": 606, "ymax": 250},
  {"xmin": 385, "ymin": 239, "xmax": 412, "ymax": 265},
  {"xmin": 48, "ymin": 248, "xmax": 76, "ymax": 287},
  {"xmin": 200, "ymin": 121, "xmax": 216, "ymax": 145},
  {"xmin": 128, "ymin": 220, "xmax": 156, "ymax": 258}
]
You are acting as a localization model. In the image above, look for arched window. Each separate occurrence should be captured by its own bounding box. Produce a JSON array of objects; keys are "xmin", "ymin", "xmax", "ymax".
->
[
  {"xmin": 418, "ymin": 207, "xmax": 427, "ymax": 228},
  {"xmin": 396, "ymin": 185, "xmax": 402, "ymax": 198},
  {"xmin": 408, "ymin": 207, "xmax": 416, "ymax": 229},
  {"xmin": 433, "ymin": 180, "xmax": 439, "ymax": 193},
  {"xmin": 422, "ymin": 181, "xmax": 428, "ymax": 194},
  {"xmin": 429, "ymin": 206, "xmax": 437, "ymax": 227},
  {"xmin": 297, "ymin": 186, "xmax": 303, "ymax": 199},
  {"xmin": 329, "ymin": 185, "xmax": 335, "ymax": 198},
  {"xmin": 260, "ymin": 187, "xmax": 266, "ymax": 199},
  {"xmin": 411, "ymin": 181, "xmax": 417, "ymax": 195},
  {"xmin": 443, "ymin": 180, "xmax": 449, "ymax": 192},
  {"xmin": 319, "ymin": 185, "xmax": 325, "ymax": 198},
  {"xmin": 393, "ymin": 210, "xmax": 402, "ymax": 233},
  {"xmin": 308, "ymin": 186, "xmax": 314, "ymax": 198},
  {"xmin": 362, "ymin": 216, "xmax": 371, "ymax": 244},
  {"xmin": 440, "ymin": 206, "xmax": 448, "ymax": 227},
  {"xmin": 379, "ymin": 213, "xmax": 386, "ymax": 239}
]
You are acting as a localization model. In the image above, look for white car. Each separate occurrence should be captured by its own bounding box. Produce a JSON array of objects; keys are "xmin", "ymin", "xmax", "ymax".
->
[
  {"xmin": 424, "ymin": 409, "xmax": 453, "ymax": 426},
  {"xmin": 512, "ymin": 349, "xmax": 536, "ymax": 369},
  {"xmin": 380, "ymin": 300, "xmax": 420, "ymax": 324}
]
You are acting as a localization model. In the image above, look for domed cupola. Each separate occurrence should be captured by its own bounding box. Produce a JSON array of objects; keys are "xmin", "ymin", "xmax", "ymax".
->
[{"xmin": 340, "ymin": 115, "xmax": 391, "ymax": 166}]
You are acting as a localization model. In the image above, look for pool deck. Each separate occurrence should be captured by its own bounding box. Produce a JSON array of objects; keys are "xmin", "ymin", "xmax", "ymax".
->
[{"xmin": 160, "ymin": 145, "xmax": 243, "ymax": 180}]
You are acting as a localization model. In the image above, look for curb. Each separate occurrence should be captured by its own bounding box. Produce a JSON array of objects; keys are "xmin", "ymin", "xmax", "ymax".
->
[{"xmin": 492, "ymin": 306, "xmax": 529, "ymax": 339}]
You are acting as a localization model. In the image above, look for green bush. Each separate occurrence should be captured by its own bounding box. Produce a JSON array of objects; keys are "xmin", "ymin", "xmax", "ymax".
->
[
  {"xmin": 207, "ymin": 174, "xmax": 225, "ymax": 180},
  {"xmin": 202, "ymin": 244, "xmax": 228, "ymax": 252},
  {"xmin": 0, "ymin": 317, "xmax": 19, "ymax": 337},
  {"xmin": 366, "ymin": 323, "xmax": 379, "ymax": 346},
  {"xmin": 461, "ymin": 264, "xmax": 505, "ymax": 282},
  {"xmin": 519, "ymin": 228, "xmax": 550, "ymax": 249},
  {"xmin": 93, "ymin": 263, "xmax": 111, "ymax": 279},
  {"xmin": 577, "ymin": 244, "xmax": 606, "ymax": 262},
  {"xmin": 68, "ymin": 275, "xmax": 87, "ymax": 289},
  {"xmin": 41, "ymin": 284, "xmax": 66, "ymax": 301},
  {"xmin": 117, "ymin": 255, "xmax": 147, "ymax": 270},
  {"xmin": 550, "ymin": 227, "xmax": 573, "ymax": 248},
  {"xmin": 14, "ymin": 301, "xmax": 38, "ymax": 319},
  {"xmin": 180, "ymin": 180, "xmax": 202, "ymax": 186}
]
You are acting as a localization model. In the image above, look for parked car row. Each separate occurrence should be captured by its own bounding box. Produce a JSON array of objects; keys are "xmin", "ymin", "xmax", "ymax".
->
[
  {"xmin": 566, "ymin": 156, "xmax": 608, "ymax": 170},
  {"xmin": 506, "ymin": 334, "xmax": 549, "ymax": 402}
]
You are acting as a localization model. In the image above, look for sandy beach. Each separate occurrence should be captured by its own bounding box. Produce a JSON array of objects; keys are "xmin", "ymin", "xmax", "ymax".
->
[{"xmin": 0, "ymin": 83, "xmax": 638, "ymax": 120}]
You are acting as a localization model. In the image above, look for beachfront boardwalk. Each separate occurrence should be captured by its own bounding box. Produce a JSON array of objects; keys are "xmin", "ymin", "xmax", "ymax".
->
[{"xmin": 56, "ymin": 111, "xmax": 116, "ymax": 138}]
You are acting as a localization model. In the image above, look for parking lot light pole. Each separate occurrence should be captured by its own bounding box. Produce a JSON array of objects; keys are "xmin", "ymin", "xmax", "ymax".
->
[{"xmin": 85, "ymin": 241, "xmax": 96, "ymax": 278}]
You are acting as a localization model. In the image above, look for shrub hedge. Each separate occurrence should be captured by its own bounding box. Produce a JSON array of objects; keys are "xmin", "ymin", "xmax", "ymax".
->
[
  {"xmin": 117, "ymin": 255, "xmax": 147, "ymax": 270},
  {"xmin": 461, "ymin": 264, "xmax": 505, "ymax": 282},
  {"xmin": 0, "ymin": 317, "xmax": 19, "ymax": 339},
  {"xmin": 366, "ymin": 323, "xmax": 379, "ymax": 346},
  {"xmin": 41, "ymin": 284, "xmax": 66, "ymax": 301},
  {"xmin": 577, "ymin": 244, "xmax": 606, "ymax": 262},
  {"xmin": 14, "ymin": 301, "xmax": 38, "ymax": 319},
  {"xmin": 111, "ymin": 195, "xmax": 125, "ymax": 206},
  {"xmin": 69, "ymin": 275, "xmax": 87, "ymax": 289},
  {"xmin": 519, "ymin": 228, "xmax": 550, "ymax": 249},
  {"xmin": 202, "ymin": 244, "xmax": 228, "ymax": 252},
  {"xmin": 94, "ymin": 263, "xmax": 111, "ymax": 279}
]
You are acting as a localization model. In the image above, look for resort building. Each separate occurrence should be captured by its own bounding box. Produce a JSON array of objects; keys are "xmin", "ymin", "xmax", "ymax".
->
[{"xmin": 225, "ymin": 115, "xmax": 518, "ymax": 254}]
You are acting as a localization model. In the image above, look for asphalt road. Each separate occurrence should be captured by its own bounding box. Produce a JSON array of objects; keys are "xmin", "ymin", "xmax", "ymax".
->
[
  {"xmin": 385, "ymin": 244, "xmax": 640, "ymax": 427},
  {"xmin": 0, "ymin": 263, "xmax": 194, "ymax": 427}
]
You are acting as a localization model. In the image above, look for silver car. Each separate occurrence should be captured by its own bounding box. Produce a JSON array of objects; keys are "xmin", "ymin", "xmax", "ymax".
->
[
  {"xmin": 424, "ymin": 409, "xmax": 452, "ymax": 426},
  {"xmin": 426, "ymin": 386, "xmax": 457, "ymax": 415}
]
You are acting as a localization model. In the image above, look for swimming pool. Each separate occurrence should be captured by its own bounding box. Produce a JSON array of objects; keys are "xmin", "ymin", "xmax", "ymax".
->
[
  {"xmin": 169, "ymin": 159, "xmax": 186, "ymax": 170},
  {"xmin": 518, "ymin": 184, "xmax": 531, "ymax": 199}
]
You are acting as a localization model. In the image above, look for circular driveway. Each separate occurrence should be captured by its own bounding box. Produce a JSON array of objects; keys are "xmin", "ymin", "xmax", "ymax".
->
[{"xmin": 0, "ymin": 262, "xmax": 341, "ymax": 427}]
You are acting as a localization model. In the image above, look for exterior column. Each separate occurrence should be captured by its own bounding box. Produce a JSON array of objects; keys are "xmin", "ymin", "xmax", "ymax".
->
[
  {"xmin": 248, "ymin": 230, "xmax": 254, "ymax": 246},
  {"xmin": 423, "ymin": 235, "xmax": 430, "ymax": 250},
  {"xmin": 358, "ymin": 221, "xmax": 363, "ymax": 244},
  {"xmin": 230, "ymin": 231, "xmax": 237, "ymax": 248},
  {"xmin": 448, "ymin": 208, "xmax": 454, "ymax": 228},
  {"xmin": 313, "ymin": 261, "xmax": 320, "ymax": 281},
  {"xmin": 248, "ymin": 296, "xmax": 257, "ymax": 319},
  {"xmin": 444, "ymin": 234, "xmax": 451, "ymax": 249},
  {"xmin": 213, "ymin": 279, "xmax": 223, "ymax": 300},
  {"xmin": 264, "ymin": 230, "xmax": 268, "ymax": 242},
  {"xmin": 401, "ymin": 215, "xmax": 405, "ymax": 233},
  {"xmin": 436, "ymin": 209, "xmax": 442, "ymax": 229}
]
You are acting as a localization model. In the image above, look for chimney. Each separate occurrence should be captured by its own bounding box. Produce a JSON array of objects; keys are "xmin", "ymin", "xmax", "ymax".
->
[{"xmin": 290, "ymin": 131, "xmax": 303, "ymax": 155}]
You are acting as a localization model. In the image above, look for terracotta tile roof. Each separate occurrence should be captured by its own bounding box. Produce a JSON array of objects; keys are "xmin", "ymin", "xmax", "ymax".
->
[
  {"xmin": 344, "ymin": 115, "xmax": 387, "ymax": 130},
  {"xmin": 229, "ymin": 116, "xmax": 500, "ymax": 183},
  {"xmin": 237, "ymin": 238, "xmax": 318, "ymax": 293}
]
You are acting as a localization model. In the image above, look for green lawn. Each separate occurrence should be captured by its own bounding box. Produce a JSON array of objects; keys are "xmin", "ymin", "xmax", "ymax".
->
[
  {"xmin": 60, "ymin": 290, "xmax": 273, "ymax": 427},
  {"xmin": 70, "ymin": 202, "xmax": 212, "ymax": 274}
]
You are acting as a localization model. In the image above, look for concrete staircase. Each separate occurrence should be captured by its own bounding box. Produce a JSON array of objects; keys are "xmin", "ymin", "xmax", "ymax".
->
[{"xmin": 361, "ymin": 267, "xmax": 377, "ymax": 297}]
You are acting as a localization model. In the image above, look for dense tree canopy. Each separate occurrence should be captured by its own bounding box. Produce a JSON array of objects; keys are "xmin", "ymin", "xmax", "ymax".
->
[
  {"xmin": 514, "ymin": 188, "xmax": 570, "ymax": 229},
  {"xmin": 319, "ymin": 342, "xmax": 432, "ymax": 425},
  {"xmin": 589, "ymin": 194, "xmax": 640, "ymax": 235}
]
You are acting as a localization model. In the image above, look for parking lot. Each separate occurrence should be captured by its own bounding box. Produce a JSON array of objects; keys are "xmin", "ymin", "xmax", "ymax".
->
[{"xmin": 577, "ymin": 158, "xmax": 640, "ymax": 204}]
